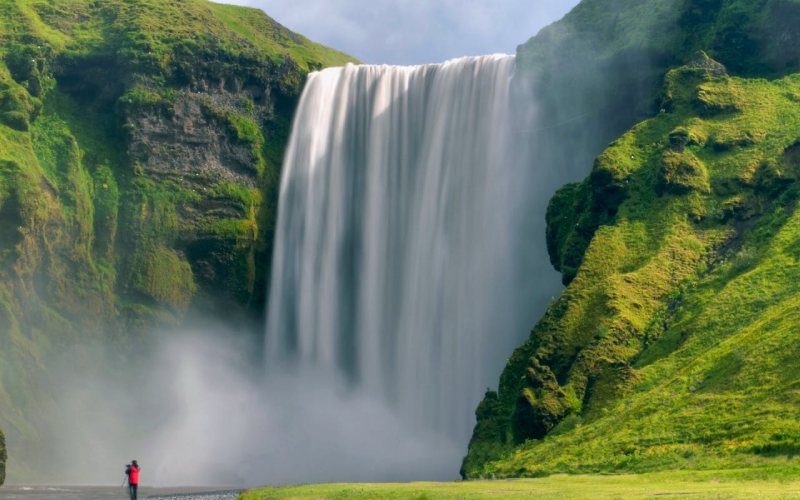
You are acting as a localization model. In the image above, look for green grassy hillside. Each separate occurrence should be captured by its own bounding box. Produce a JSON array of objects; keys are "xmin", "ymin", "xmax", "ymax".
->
[
  {"xmin": 464, "ymin": 50, "xmax": 800, "ymax": 477},
  {"xmin": 513, "ymin": 0, "xmax": 800, "ymax": 208},
  {"xmin": 242, "ymin": 468, "xmax": 800, "ymax": 499},
  {"xmin": 0, "ymin": 0, "xmax": 353, "ymax": 481},
  {"xmin": 464, "ymin": 0, "xmax": 800, "ymax": 478}
]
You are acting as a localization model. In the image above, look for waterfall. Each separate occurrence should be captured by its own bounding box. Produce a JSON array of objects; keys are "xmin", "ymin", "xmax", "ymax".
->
[{"xmin": 266, "ymin": 55, "xmax": 559, "ymax": 446}]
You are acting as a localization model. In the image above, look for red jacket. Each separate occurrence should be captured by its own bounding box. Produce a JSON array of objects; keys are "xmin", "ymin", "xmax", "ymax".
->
[{"xmin": 128, "ymin": 466, "xmax": 140, "ymax": 485}]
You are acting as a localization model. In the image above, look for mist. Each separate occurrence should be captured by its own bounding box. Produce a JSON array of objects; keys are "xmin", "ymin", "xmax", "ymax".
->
[
  {"xmin": 5, "ymin": 24, "xmax": 660, "ymax": 493},
  {"xmin": 24, "ymin": 325, "xmax": 462, "ymax": 487},
  {"xmin": 14, "ymin": 58, "xmax": 567, "ymax": 489}
]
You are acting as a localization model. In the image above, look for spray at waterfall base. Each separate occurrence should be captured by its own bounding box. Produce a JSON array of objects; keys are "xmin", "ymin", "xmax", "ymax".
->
[{"xmin": 25, "ymin": 55, "xmax": 564, "ymax": 486}]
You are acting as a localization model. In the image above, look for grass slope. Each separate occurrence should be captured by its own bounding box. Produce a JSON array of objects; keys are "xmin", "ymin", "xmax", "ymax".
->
[
  {"xmin": 464, "ymin": 54, "xmax": 800, "ymax": 477},
  {"xmin": 242, "ymin": 467, "xmax": 800, "ymax": 499}
]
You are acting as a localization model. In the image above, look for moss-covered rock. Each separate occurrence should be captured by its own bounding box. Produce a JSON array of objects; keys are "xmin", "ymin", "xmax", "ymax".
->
[
  {"xmin": 465, "ymin": 56, "xmax": 800, "ymax": 477},
  {"xmin": 0, "ymin": 0, "xmax": 354, "ymax": 480},
  {"xmin": 0, "ymin": 76, "xmax": 41, "ymax": 131},
  {"xmin": 546, "ymin": 182, "xmax": 594, "ymax": 285},
  {"xmin": 668, "ymin": 124, "xmax": 708, "ymax": 151},
  {"xmin": 467, "ymin": 0, "xmax": 800, "ymax": 476},
  {"xmin": 658, "ymin": 150, "xmax": 711, "ymax": 194},
  {"xmin": 514, "ymin": 0, "xmax": 800, "ymax": 222}
]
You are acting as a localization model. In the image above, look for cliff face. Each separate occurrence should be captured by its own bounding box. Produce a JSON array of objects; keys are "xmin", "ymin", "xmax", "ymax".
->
[
  {"xmin": 512, "ymin": 0, "xmax": 800, "ymax": 196},
  {"xmin": 0, "ymin": 0, "xmax": 352, "ymax": 477},
  {"xmin": 464, "ymin": 0, "xmax": 800, "ymax": 478}
]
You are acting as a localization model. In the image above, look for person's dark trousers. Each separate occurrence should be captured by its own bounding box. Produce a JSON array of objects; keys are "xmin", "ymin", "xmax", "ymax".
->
[{"xmin": 129, "ymin": 483, "xmax": 138, "ymax": 499}]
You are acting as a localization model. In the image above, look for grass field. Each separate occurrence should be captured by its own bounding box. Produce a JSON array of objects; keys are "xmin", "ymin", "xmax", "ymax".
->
[{"xmin": 241, "ymin": 468, "xmax": 800, "ymax": 499}]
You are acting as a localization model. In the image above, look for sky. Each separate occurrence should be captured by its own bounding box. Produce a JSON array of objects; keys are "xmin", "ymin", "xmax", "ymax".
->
[{"xmin": 213, "ymin": 0, "xmax": 581, "ymax": 65}]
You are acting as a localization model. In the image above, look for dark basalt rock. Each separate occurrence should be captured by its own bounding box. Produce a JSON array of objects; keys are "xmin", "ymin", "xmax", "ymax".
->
[{"xmin": 0, "ymin": 428, "xmax": 5, "ymax": 486}]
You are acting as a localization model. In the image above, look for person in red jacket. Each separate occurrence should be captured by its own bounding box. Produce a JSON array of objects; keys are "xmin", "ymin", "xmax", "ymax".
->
[{"xmin": 125, "ymin": 460, "xmax": 140, "ymax": 500}]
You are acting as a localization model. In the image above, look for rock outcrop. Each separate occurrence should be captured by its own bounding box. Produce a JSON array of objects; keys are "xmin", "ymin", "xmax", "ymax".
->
[
  {"xmin": 465, "ymin": 0, "xmax": 800, "ymax": 478},
  {"xmin": 0, "ymin": 0, "xmax": 353, "ymax": 479}
]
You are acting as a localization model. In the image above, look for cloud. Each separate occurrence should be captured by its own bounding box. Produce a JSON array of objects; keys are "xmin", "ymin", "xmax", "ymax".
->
[{"xmin": 212, "ymin": 0, "xmax": 580, "ymax": 64}]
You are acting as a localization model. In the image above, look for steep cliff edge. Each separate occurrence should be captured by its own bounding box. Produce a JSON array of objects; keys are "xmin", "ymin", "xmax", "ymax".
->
[
  {"xmin": 512, "ymin": 0, "xmax": 800, "ymax": 213},
  {"xmin": 0, "ymin": 0, "xmax": 352, "ymax": 478},
  {"xmin": 465, "ymin": 0, "xmax": 800, "ymax": 478}
]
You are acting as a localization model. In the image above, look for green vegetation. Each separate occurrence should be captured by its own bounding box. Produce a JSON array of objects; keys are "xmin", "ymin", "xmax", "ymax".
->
[
  {"xmin": 205, "ymin": 2, "xmax": 352, "ymax": 73},
  {"xmin": 464, "ymin": 55, "xmax": 800, "ymax": 478},
  {"xmin": 0, "ymin": 0, "xmax": 353, "ymax": 480},
  {"xmin": 515, "ymin": 0, "xmax": 800, "ymax": 256},
  {"xmin": 521, "ymin": 0, "xmax": 800, "ymax": 77},
  {"xmin": 242, "ymin": 467, "xmax": 800, "ymax": 499},
  {"xmin": 3, "ymin": 0, "xmax": 799, "ymax": 488}
]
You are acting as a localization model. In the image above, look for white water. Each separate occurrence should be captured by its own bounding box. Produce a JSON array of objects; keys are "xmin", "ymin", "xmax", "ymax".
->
[
  {"xmin": 12, "ymin": 55, "xmax": 565, "ymax": 488},
  {"xmin": 266, "ymin": 54, "xmax": 559, "ymax": 449},
  {"xmin": 7, "ymin": 56, "xmax": 569, "ymax": 487}
]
